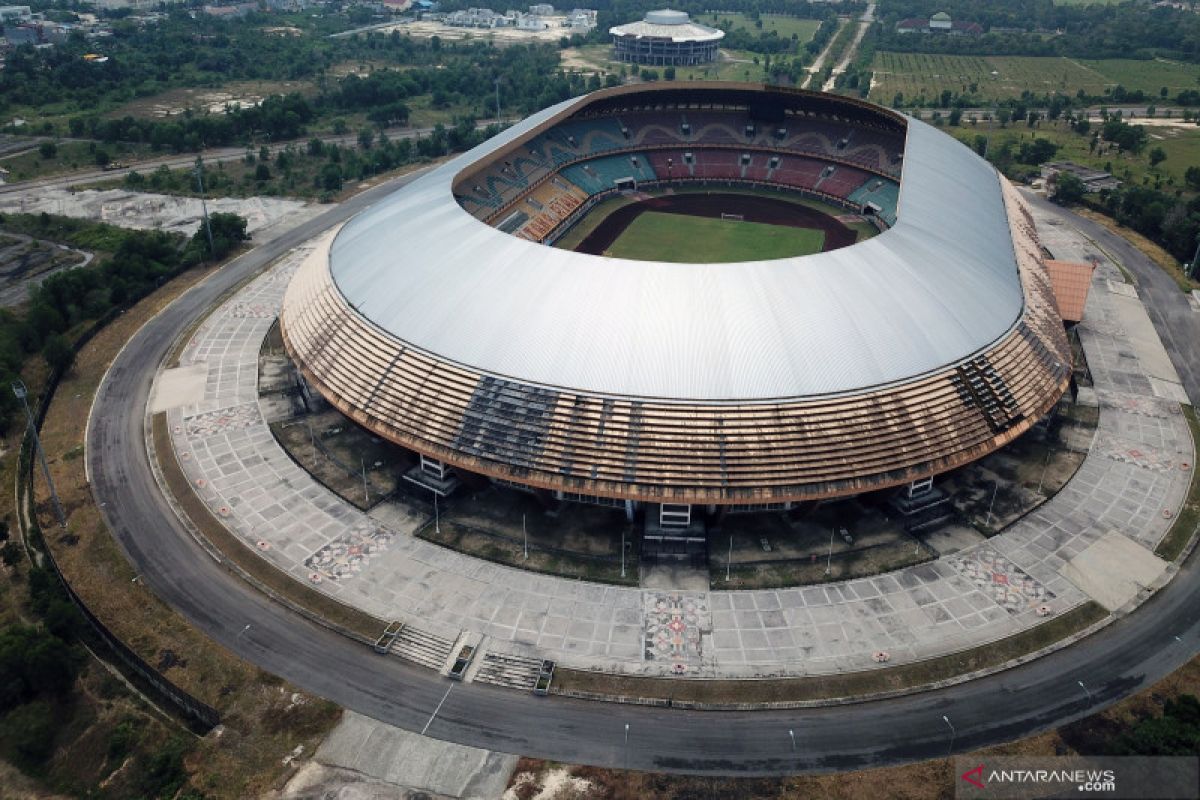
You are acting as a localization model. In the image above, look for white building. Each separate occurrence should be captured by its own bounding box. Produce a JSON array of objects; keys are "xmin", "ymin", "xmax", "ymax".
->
[{"xmin": 0, "ymin": 6, "xmax": 32, "ymax": 24}]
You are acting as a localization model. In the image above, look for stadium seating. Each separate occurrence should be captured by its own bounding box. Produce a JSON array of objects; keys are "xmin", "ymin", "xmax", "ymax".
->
[
  {"xmin": 814, "ymin": 165, "xmax": 872, "ymax": 200},
  {"xmin": 848, "ymin": 178, "xmax": 901, "ymax": 227},
  {"xmin": 692, "ymin": 150, "xmax": 741, "ymax": 181},
  {"xmin": 769, "ymin": 156, "xmax": 827, "ymax": 192},
  {"xmin": 513, "ymin": 178, "xmax": 589, "ymax": 242},
  {"xmin": 560, "ymin": 153, "xmax": 658, "ymax": 194},
  {"xmin": 457, "ymin": 106, "xmax": 906, "ymax": 226}
]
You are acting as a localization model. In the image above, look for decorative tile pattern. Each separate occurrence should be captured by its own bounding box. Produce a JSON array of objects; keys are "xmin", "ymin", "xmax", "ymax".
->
[
  {"xmin": 305, "ymin": 526, "xmax": 395, "ymax": 582},
  {"xmin": 643, "ymin": 592, "xmax": 709, "ymax": 667},
  {"xmin": 949, "ymin": 549, "xmax": 1053, "ymax": 614},
  {"xmin": 229, "ymin": 302, "xmax": 276, "ymax": 319},
  {"xmin": 1099, "ymin": 434, "xmax": 1177, "ymax": 472},
  {"xmin": 184, "ymin": 403, "xmax": 260, "ymax": 437}
]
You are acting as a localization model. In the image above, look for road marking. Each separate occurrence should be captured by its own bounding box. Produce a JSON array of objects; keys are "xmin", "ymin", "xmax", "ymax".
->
[{"xmin": 422, "ymin": 684, "xmax": 454, "ymax": 735}]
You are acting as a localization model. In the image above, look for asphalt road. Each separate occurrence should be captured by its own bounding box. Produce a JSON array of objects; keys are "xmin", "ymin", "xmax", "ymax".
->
[
  {"xmin": 1024, "ymin": 191, "xmax": 1200, "ymax": 403},
  {"xmin": 85, "ymin": 184, "xmax": 1200, "ymax": 775},
  {"xmin": 0, "ymin": 122, "xmax": 510, "ymax": 195}
]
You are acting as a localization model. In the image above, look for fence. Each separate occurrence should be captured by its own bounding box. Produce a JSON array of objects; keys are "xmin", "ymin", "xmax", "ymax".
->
[{"xmin": 16, "ymin": 304, "xmax": 221, "ymax": 733}]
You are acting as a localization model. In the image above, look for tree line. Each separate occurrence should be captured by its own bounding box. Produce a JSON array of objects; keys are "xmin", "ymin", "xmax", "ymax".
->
[
  {"xmin": 0, "ymin": 213, "xmax": 246, "ymax": 430},
  {"xmin": 875, "ymin": 0, "xmax": 1200, "ymax": 62}
]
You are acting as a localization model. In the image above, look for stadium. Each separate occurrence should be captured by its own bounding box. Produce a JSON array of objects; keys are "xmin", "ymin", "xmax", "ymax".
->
[{"xmin": 279, "ymin": 82, "xmax": 1072, "ymax": 528}]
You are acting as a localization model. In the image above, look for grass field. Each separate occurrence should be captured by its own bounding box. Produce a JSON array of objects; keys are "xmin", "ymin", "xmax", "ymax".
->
[
  {"xmin": 603, "ymin": 211, "xmax": 825, "ymax": 262},
  {"xmin": 947, "ymin": 117, "xmax": 1200, "ymax": 190},
  {"xmin": 870, "ymin": 52, "xmax": 1200, "ymax": 104},
  {"xmin": 702, "ymin": 12, "xmax": 821, "ymax": 42}
]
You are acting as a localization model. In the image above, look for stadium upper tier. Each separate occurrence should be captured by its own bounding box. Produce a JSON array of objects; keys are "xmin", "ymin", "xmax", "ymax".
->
[
  {"xmin": 280, "ymin": 83, "xmax": 1071, "ymax": 505},
  {"xmin": 453, "ymin": 105, "xmax": 903, "ymax": 220}
]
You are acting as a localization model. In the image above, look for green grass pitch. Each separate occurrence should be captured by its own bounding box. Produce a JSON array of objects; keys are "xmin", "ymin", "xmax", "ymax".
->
[{"xmin": 602, "ymin": 212, "xmax": 826, "ymax": 263}]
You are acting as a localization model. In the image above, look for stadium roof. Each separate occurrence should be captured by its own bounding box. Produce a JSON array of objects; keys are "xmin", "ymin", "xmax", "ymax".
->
[
  {"xmin": 329, "ymin": 85, "xmax": 1025, "ymax": 403},
  {"xmin": 609, "ymin": 9, "xmax": 725, "ymax": 43}
]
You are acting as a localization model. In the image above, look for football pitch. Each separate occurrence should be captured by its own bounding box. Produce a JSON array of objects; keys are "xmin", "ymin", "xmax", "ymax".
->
[{"xmin": 603, "ymin": 212, "xmax": 826, "ymax": 263}]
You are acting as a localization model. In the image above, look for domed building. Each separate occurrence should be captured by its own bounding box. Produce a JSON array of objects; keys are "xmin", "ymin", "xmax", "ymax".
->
[{"xmin": 609, "ymin": 9, "xmax": 724, "ymax": 67}]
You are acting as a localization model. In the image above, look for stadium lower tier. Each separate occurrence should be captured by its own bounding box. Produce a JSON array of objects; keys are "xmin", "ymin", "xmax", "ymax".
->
[{"xmin": 479, "ymin": 147, "xmax": 897, "ymax": 245}]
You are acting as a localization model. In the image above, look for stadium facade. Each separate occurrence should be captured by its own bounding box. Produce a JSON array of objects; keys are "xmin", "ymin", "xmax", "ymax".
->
[
  {"xmin": 609, "ymin": 9, "xmax": 724, "ymax": 66},
  {"xmin": 280, "ymin": 83, "xmax": 1072, "ymax": 525}
]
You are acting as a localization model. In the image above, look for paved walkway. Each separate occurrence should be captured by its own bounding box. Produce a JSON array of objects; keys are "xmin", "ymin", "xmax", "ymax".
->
[{"xmin": 159, "ymin": 213, "xmax": 1192, "ymax": 679}]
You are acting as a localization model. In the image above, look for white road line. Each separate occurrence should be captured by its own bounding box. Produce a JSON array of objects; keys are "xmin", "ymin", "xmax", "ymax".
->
[{"xmin": 422, "ymin": 684, "xmax": 454, "ymax": 735}]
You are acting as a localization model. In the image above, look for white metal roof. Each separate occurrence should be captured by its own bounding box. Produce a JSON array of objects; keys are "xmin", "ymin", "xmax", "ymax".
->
[
  {"xmin": 609, "ymin": 11, "xmax": 724, "ymax": 43},
  {"xmin": 329, "ymin": 91, "xmax": 1024, "ymax": 402}
]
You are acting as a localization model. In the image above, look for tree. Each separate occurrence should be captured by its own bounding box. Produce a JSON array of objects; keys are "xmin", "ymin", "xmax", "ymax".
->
[
  {"xmin": 1149, "ymin": 147, "xmax": 1167, "ymax": 169},
  {"xmin": 42, "ymin": 334, "xmax": 74, "ymax": 374},
  {"xmin": 320, "ymin": 163, "xmax": 343, "ymax": 193},
  {"xmin": 188, "ymin": 212, "xmax": 248, "ymax": 262},
  {"xmin": 38, "ymin": 142, "xmax": 56, "ymax": 160},
  {"xmin": 664, "ymin": 66, "xmax": 676, "ymax": 81},
  {"xmin": 1053, "ymin": 172, "xmax": 1087, "ymax": 205},
  {"xmin": 1185, "ymin": 166, "xmax": 1200, "ymax": 191},
  {"xmin": 254, "ymin": 163, "xmax": 271, "ymax": 182}
]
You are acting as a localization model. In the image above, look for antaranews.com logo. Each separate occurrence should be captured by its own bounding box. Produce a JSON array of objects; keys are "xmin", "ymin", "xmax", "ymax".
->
[{"xmin": 954, "ymin": 756, "xmax": 1198, "ymax": 799}]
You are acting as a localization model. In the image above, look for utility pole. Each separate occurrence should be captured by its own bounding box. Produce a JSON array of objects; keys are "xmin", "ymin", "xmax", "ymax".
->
[
  {"xmin": 1189, "ymin": 233, "xmax": 1200, "ymax": 279},
  {"xmin": 194, "ymin": 156, "xmax": 215, "ymax": 260},
  {"xmin": 13, "ymin": 380, "xmax": 67, "ymax": 529},
  {"xmin": 495, "ymin": 78, "xmax": 501, "ymax": 124},
  {"xmin": 362, "ymin": 458, "xmax": 369, "ymax": 506}
]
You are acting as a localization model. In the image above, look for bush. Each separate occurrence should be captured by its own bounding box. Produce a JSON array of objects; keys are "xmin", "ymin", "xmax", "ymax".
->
[
  {"xmin": 0, "ymin": 699, "xmax": 59, "ymax": 770},
  {"xmin": 135, "ymin": 736, "xmax": 191, "ymax": 799},
  {"xmin": 107, "ymin": 719, "xmax": 139, "ymax": 764},
  {"xmin": 42, "ymin": 333, "xmax": 74, "ymax": 374}
]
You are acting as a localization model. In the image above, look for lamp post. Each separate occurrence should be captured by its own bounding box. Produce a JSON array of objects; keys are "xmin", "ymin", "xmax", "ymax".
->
[
  {"xmin": 193, "ymin": 157, "xmax": 215, "ymax": 260},
  {"xmin": 13, "ymin": 380, "xmax": 67, "ymax": 529}
]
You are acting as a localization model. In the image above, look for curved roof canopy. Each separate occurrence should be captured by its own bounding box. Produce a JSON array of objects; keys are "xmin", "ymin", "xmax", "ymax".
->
[
  {"xmin": 609, "ymin": 9, "xmax": 725, "ymax": 43},
  {"xmin": 330, "ymin": 84, "xmax": 1023, "ymax": 402}
]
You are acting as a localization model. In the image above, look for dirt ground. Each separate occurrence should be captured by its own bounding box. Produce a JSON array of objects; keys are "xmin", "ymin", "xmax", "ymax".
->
[
  {"xmin": 384, "ymin": 17, "xmax": 578, "ymax": 44},
  {"xmin": 945, "ymin": 400, "xmax": 1098, "ymax": 534},
  {"xmin": 0, "ymin": 231, "xmax": 90, "ymax": 307},
  {"xmin": 713, "ymin": 501, "xmax": 933, "ymax": 589},
  {"xmin": 107, "ymin": 80, "xmax": 314, "ymax": 120},
  {"xmin": 271, "ymin": 412, "xmax": 409, "ymax": 511},
  {"xmin": 421, "ymin": 486, "xmax": 638, "ymax": 585}
]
